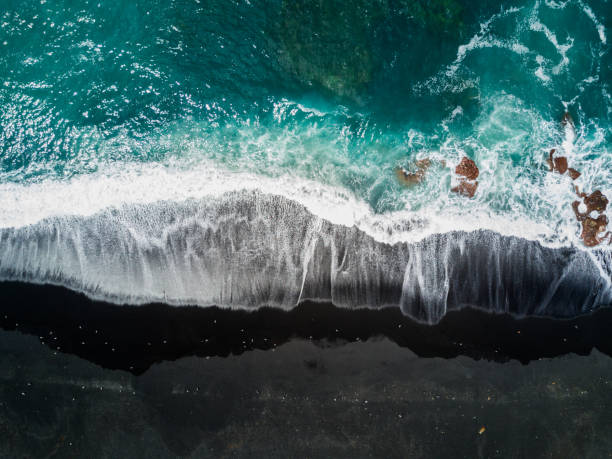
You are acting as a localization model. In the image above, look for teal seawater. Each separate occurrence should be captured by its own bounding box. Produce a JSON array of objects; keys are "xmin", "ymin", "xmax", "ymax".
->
[{"xmin": 0, "ymin": 0, "xmax": 610, "ymax": 239}]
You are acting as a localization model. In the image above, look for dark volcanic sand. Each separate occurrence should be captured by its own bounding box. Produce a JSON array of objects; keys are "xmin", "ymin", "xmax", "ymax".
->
[{"xmin": 1, "ymin": 281, "xmax": 612, "ymax": 457}]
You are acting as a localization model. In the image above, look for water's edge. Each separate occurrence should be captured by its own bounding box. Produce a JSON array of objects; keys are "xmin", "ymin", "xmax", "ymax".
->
[
  {"xmin": 2, "ymin": 280, "xmax": 612, "ymax": 374},
  {"xmin": 2, "ymin": 192, "xmax": 610, "ymax": 324}
]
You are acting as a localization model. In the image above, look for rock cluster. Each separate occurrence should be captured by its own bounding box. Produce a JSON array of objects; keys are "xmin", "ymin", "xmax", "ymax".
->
[
  {"xmin": 395, "ymin": 155, "xmax": 480, "ymax": 198},
  {"xmin": 548, "ymin": 113, "xmax": 610, "ymax": 247},
  {"xmin": 451, "ymin": 156, "xmax": 479, "ymax": 198}
]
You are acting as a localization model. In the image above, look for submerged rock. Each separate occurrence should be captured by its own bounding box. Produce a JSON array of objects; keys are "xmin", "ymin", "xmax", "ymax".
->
[
  {"xmin": 275, "ymin": 0, "xmax": 383, "ymax": 101},
  {"xmin": 274, "ymin": 0, "xmax": 465, "ymax": 102},
  {"xmin": 561, "ymin": 111, "xmax": 575, "ymax": 130},
  {"xmin": 451, "ymin": 180, "xmax": 478, "ymax": 198},
  {"xmin": 395, "ymin": 158, "xmax": 431, "ymax": 186},
  {"xmin": 451, "ymin": 156, "xmax": 479, "ymax": 198}
]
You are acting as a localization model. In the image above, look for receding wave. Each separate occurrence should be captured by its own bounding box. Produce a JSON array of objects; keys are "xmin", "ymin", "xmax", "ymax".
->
[{"xmin": 1, "ymin": 187, "xmax": 610, "ymax": 324}]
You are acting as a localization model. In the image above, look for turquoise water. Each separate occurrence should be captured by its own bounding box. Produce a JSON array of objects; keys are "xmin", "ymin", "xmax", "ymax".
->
[
  {"xmin": 1, "ymin": 0, "xmax": 610, "ymax": 225},
  {"xmin": 0, "ymin": 0, "xmax": 611, "ymax": 313}
]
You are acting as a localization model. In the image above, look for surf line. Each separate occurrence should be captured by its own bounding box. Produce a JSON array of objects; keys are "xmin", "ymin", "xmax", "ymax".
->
[{"xmin": 393, "ymin": 111, "xmax": 611, "ymax": 248}]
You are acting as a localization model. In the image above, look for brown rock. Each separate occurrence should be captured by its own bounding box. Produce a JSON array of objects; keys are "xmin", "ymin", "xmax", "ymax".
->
[
  {"xmin": 548, "ymin": 149, "xmax": 569, "ymax": 175},
  {"xmin": 395, "ymin": 167, "xmax": 422, "ymax": 186},
  {"xmin": 451, "ymin": 179, "xmax": 478, "ymax": 198},
  {"xmin": 394, "ymin": 158, "xmax": 432, "ymax": 187},
  {"xmin": 415, "ymin": 158, "xmax": 432, "ymax": 170},
  {"xmin": 572, "ymin": 190, "xmax": 611, "ymax": 247},
  {"xmin": 575, "ymin": 190, "xmax": 609, "ymax": 216},
  {"xmin": 554, "ymin": 156, "xmax": 568, "ymax": 174},
  {"xmin": 546, "ymin": 149, "xmax": 555, "ymax": 171},
  {"xmin": 584, "ymin": 190, "xmax": 608, "ymax": 213},
  {"xmin": 455, "ymin": 156, "xmax": 479, "ymax": 180},
  {"xmin": 572, "ymin": 200, "xmax": 583, "ymax": 219},
  {"xmin": 568, "ymin": 168, "xmax": 581, "ymax": 180},
  {"xmin": 580, "ymin": 215, "xmax": 610, "ymax": 247}
]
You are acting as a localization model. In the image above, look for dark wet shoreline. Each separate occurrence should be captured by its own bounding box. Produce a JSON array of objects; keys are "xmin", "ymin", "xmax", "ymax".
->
[{"xmin": 2, "ymin": 281, "xmax": 612, "ymax": 374}]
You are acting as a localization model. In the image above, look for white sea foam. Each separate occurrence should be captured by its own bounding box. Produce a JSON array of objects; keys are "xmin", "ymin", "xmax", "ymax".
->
[
  {"xmin": 578, "ymin": 0, "xmax": 607, "ymax": 44},
  {"xmin": 416, "ymin": 0, "xmax": 606, "ymax": 100},
  {"xmin": 528, "ymin": 3, "xmax": 573, "ymax": 75},
  {"xmin": 535, "ymin": 55, "xmax": 551, "ymax": 82},
  {"xmin": 543, "ymin": 0, "xmax": 571, "ymax": 9},
  {"xmin": 413, "ymin": 7, "xmax": 525, "ymax": 95},
  {"xmin": 447, "ymin": 7, "xmax": 526, "ymax": 76},
  {"xmin": 1, "ymin": 188, "xmax": 610, "ymax": 323},
  {"xmin": 0, "ymin": 160, "xmax": 574, "ymax": 248}
]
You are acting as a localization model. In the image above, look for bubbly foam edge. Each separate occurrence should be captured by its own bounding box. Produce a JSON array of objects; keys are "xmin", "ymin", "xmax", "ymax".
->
[{"xmin": 0, "ymin": 160, "xmax": 596, "ymax": 250}]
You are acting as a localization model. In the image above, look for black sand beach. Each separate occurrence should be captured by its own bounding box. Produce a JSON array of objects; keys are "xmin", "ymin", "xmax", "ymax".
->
[{"xmin": 1, "ymin": 281, "xmax": 612, "ymax": 457}]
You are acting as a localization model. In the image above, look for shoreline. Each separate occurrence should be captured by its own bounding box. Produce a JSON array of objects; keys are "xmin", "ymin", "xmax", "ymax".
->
[
  {"xmin": 3, "ymin": 191, "xmax": 610, "ymax": 324},
  {"xmin": 2, "ymin": 280, "xmax": 611, "ymax": 374}
]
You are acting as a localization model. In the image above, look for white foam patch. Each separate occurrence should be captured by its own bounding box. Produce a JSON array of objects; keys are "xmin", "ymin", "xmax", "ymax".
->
[
  {"xmin": 528, "ymin": 2, "xmax": 573, "ymax": 75},
  {"xmin": 535, "ymin": 55, "xmax": 551, "ymax": 82},
  {"xmin": 413, "ymin": 7, "xmax": 525, "ymax": 94},
  {"xmin": 448, "ymin": 7, "xmax": 526, "ymax": 76},
  {"xmin": 273, "ymin": 99, "xmax": 329, "ymax": 121},
  {"xmin": 544, "ymin": 0, "xmax": 571, "ymax": 8},
  {"xmin": 0, "ymin": 159, "xmax": 590, "ymax": 250},
  {"xmin": 579, "ymin": 0, "xmax": 607, "ymax": 44},
  {"xmin": 562, "ymin": 121, "xmax": 576, "ymax": 155}
]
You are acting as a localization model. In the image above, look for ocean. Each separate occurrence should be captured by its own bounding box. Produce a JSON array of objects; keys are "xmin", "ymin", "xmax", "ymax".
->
[{"xmin": 1, "ymin": 0, "xmax": 610, "ymax": 321}]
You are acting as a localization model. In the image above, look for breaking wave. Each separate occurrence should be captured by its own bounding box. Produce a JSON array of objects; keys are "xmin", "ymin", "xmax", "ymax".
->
[{"xmin": 1, "ymin": 179, "xmax": 610, "ymax": 324}]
